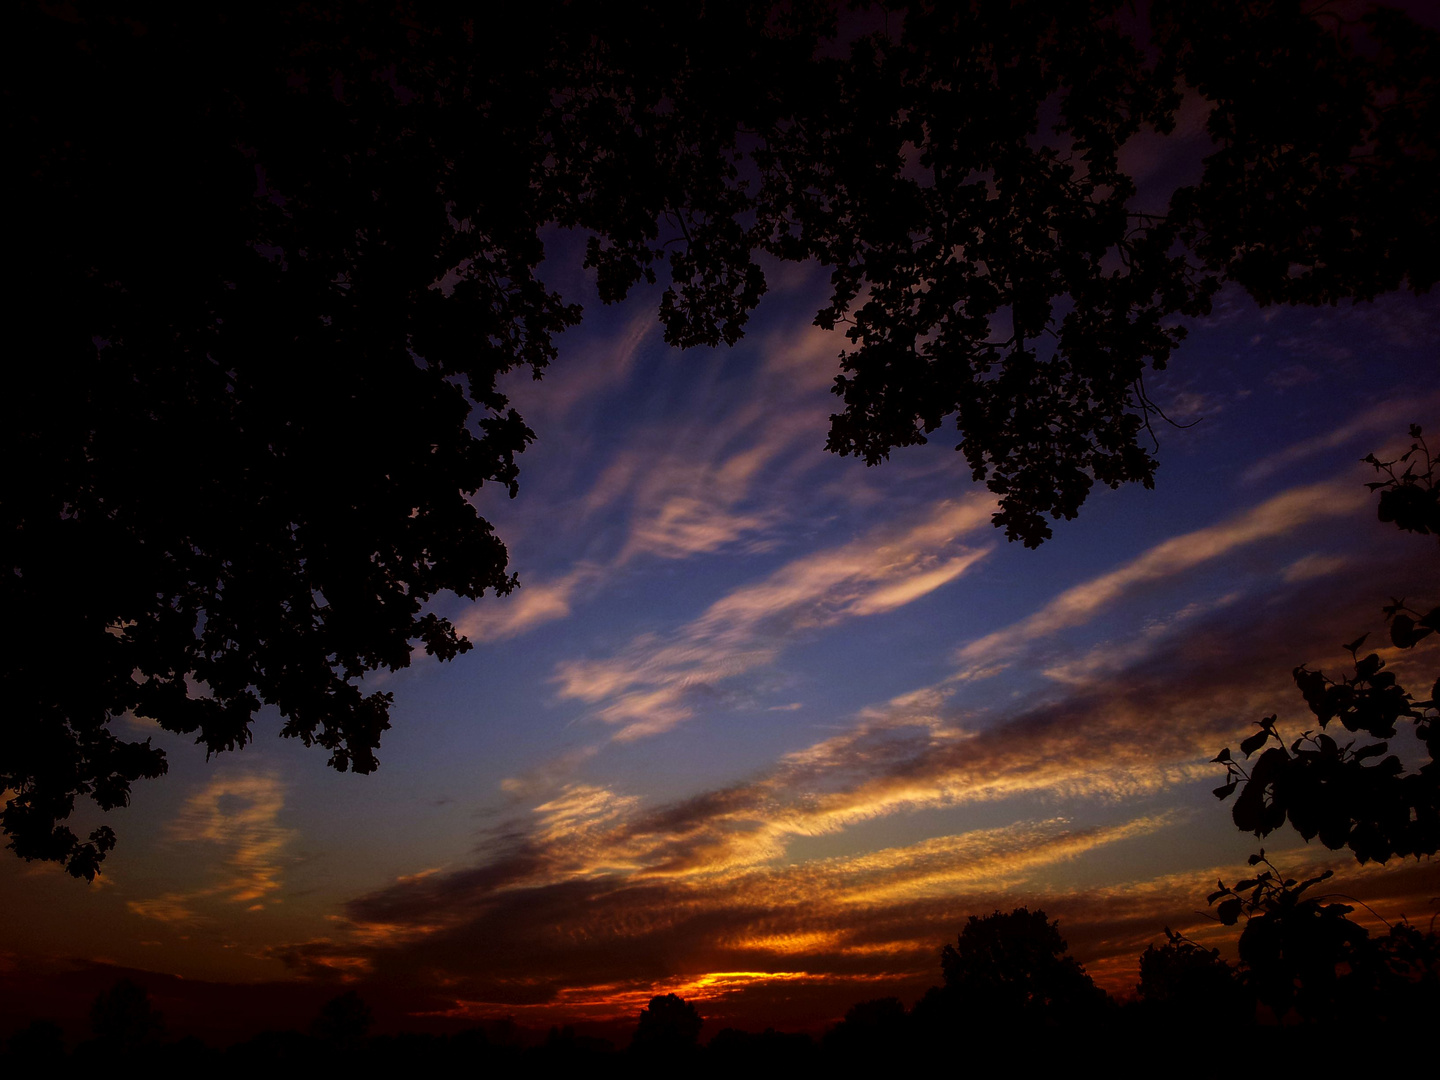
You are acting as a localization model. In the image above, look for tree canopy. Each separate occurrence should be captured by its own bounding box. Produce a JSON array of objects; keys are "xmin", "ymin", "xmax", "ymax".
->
[
  {"xmin": 5, "ymin": 0, "xmax": 1436, "ymax": 876},
  {"xmin": 932, "ymin": 907, "xmax": 1103, "ymax": 1023},
  {"xmin": 630, "ymin": 993, "xmax": 703, "ymax": 1056}
]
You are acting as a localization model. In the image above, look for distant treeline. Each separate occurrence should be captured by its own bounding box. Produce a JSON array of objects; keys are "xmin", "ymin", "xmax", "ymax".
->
[{"xmin": 6, "ymin": 904, "xmax": 1437, "ymax": 1074}]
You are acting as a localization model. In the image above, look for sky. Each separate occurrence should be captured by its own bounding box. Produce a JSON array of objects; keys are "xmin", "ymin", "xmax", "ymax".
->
[{"xmin": 4, "ymin": 228, "xmax": 1440, "ymax": 1043}]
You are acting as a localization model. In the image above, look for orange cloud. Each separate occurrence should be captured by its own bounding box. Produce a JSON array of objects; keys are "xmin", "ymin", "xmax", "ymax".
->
[
  {"xmin": 127, "ymin": 772, "xmax": 294, "ymax": 924},
  {"xmin": 453, "ymin": 564, "xmax": 605, "ymax": 643},
  {"xmin": 266, "ymin": 489, "xmax": 1436, "ymax": 1028}
]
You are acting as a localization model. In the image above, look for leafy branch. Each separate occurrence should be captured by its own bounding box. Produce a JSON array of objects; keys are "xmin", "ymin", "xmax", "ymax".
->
[{"xmin": 1213, "ymin": 430, "xmax": 1439, "ymax": 865}]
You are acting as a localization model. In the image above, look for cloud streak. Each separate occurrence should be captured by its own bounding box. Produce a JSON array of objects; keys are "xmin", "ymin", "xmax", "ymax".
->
[
  {"xmin": 553, "ymin": 498, "xmax": 995, "ymax": 739},
  {"xmin": 1241, "ymin": 394, "xmax": 1440, "ymax": 484},
  {"xmin": 267, "ymin": 528, "xmax": 1437, "ymax": 1028},
  {"xmin": 953, "ymin": 477, "xmax": 1372, "ymax": 679}
]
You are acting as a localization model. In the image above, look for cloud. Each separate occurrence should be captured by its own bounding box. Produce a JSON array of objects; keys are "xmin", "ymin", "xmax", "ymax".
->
[
  {"xmin": 593, "ymin": 386, "xmax": 834, "ymax": 564},
  {"xmin": 1281, "ymin": 552, "xmax": 1351, "ymax": 583},
  {"xmin": 272, "ymin": 812, "xmax": 1186, "ymax": 1018},
  {"xmin": 267, "ymin": 530, "xmax": 1438, "ymax": 1024},
  {"xmin": 454, "ymin": 312, "xmax": 855, "ymax": 649},
  {"xmin": 499, "ymin": 745, "xmax": 602, "ymax": 800},
  {"xmin": 566, "ymin": 303, "xmax": 877, "ymax": 569},
  {"xmin": 453, "ymin": 565, "xmax": 604, "ymax": 643},
  {"xmin": 759, "ymin": 319, "xmax": 849, "ymax": 396},
  {"xmin": 518, "ymin": 543, "xmax": 1401, "ymax": 893},
  {"xmin": 552, "ymin": 498, "xmax": 995, "ymax": 739},
  {"xmin": 1241, "ymin": 394, "xmax": 1440, "ymax": 484},
  {"xmin": 953, "ymin": 476, "xmax": 1371, "ymax": 679},
  {"xmin": 621, "ymin": 495, "xmax": 775, "ymax": 562},
  {"xmin": 558, "ymin": 318, "xmax": 852, "ymax": 567},
  {"xmin": 502, "ymin": 308, "xmax": 656, "ymax": 426},
  {"xmin": 1039, "ymin": 593, "xmax": 1243, "ymax": 687},
  {"xmin": 127, "ymin": 772, "xmax": 293, "ymax": 924}
]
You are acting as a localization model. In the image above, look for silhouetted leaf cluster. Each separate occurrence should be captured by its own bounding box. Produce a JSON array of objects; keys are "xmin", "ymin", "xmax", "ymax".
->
[
  {"xmin": 1215, "ymin": 430, "xmax": 1439, "ymax": 864},
  {"xmin": 1203, "ymin": 849, "xmax": 1440, "ymax": 1025},
  {"xmin": 1203, "ymin": 431, "xmax": 1440, "ymax": 1024}
]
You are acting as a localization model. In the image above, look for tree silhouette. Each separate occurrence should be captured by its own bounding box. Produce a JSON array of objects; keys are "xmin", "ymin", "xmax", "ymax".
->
[
  {"xmin": 822, "ymin": 996, "xmax": 908, "ymax": 1062},
  {"xmin": 6, "ymin": 1019, "xmax": 66, "ymax": 1067},
  {"xmin": 927, "ymin": 908, "xmax": 1105, "ymax": 1027},
  {"xmin": 6, "ymin": 1, "xmax": 1435, "ymax": 875},
  {"xmin": 1136, "ymin": 928, "xmax": 1252, "ymax": 1028},
  {"xmin": 87, "ymin": 979, "xmax": 164, "ymax": 1055},
  {"xmin": 309, "ymin": 990, "xmax": 373, "ymax": 1052},
  {"xmin": 630, "ymin": 993, "xmax": 702, "ymax": 1057}
]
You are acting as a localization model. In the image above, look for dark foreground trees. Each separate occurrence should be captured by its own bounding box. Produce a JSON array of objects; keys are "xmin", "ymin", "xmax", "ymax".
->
[
  {"xmin": 6, "ymin": 912, "xmax": 1437, "ymax": 1069},
  {"xmin": 630, "ymin": 993, "xmax": 703, "ymax": 1059},
  {"xmin": 6, "ymin": 0, "xmax": 1436, "ymax": 875},
  {"xmin": 914, "ymin": 907, "xmax": 1108, "ymax": 1040},
  {"xmin": 1204, "ymin": 427, "xmax": 1439, "ymax": 1021}
]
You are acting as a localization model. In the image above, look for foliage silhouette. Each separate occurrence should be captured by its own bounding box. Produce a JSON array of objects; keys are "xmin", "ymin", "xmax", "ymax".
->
[
  {"xmin": 5, "ymin": 1019, "xmax": 65, "ymax": 1067},
  {"xmin": 1135, "ymin": 926, "xmax": 1251, "ymax": 1026},
  {"xmin": 708, "ymin": 1026, "xmax": 815, "ymax": 1071},
  {"xmin": 6, "ymin": 916, "xmax": 1438, "ymax": 1069},
  {"xmin": 923, "ymin": 907, "xmax": 1106, "ymax": 1030},
  {"xmin": 822, "ymin": 996, "xmax": 908, "ymax": 1059},
  {"xmin": 87, "ymin": 979, "xmax": 164, "ymax": 1055},
  {"xmin": 309, "ymin": 990, "xmax": 373, "ymax": 1051},
  {"xmin": 1214, "ymin": 428, "xmax": 1439, "ymax": 864},
  {"xmin": 6, "ymin": 0, "xmax": 1435, "ymax": 874},
  {"xmin": 630, "ymin": 993, "xmax": 703, "ymax": 1057},
  {"xmin": 1204, "ymin": 850, "xmax": 1440, "ymax": 1024},
  {"xmin": 1204, "ymin": 427, "xmax": 1439, "ymax": 1022}
]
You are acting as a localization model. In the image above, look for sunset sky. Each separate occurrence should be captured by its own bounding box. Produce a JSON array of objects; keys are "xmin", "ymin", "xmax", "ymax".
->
[{"xmin": 4, "ymin": 227, "xmax": 1439, "ymax": 1042}]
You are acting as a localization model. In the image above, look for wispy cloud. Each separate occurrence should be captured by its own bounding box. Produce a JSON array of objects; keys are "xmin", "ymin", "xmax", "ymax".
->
[
  {"xmin": 271, "ymin": 812, "xmax": 1186, "ymax": 1016},
  {"xmin": 453, "ymin": 565, "xmax": 605, "ymax": 644},
  {"xmin": 454, "ymin": 315, "xmax": 857, "ymax": 646},
  {"xmin": 552, "ymin": 498, "xmax": 995, "ymax": 739},
  {"xmin": 503, "ymin": 308, "xmax": 656, "ymax": 427},
  {"xmin": 569, "ymin": 314, "xmax": 854, "ymax": 564},
  {"xmin": 1241, "ymin": 395, "xmax": 1439, "ymax": 484},
  {"xmin": 268, "ymin": 530, "xmax": 1438, "ymax": 1022},
  {"xmin": 127, "ymin": 773, "xmax": 293, "ymax": 924},
  {"xmin": 953, "ymin": 477, "xmax": 1371, "ymax": 680}
]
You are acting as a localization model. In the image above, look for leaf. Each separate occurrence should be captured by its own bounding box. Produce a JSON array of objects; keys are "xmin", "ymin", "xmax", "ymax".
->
[
  {"xmin": 1213, "ymin": 781, "xmax": 1237, "ymax": 799},
  {"xmin": 1213, "ymin": 747, "xmax": 1232, "ymax": 763},
  {"xmin": 1343, "ymin": 634, "xmax": 1369, "ymax": 654},
  {"xmin": 1240, "ymin": 729, "xmax": 1269, "ymax": 757},
  {"xmin": 1216, "ymin": 898, "xmax": 1243, "ymax": 926},
  {"xmin": 1351, "ymin": 741, "xmax": 1389, "ymax": 761},
  {"xmin": 1390, "ymin": 613, "xmax": 1418, "ymax": 648},
  {"xmin": 1232, "ymin": 748, "xmax": 1290, "ymax": 836}
]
